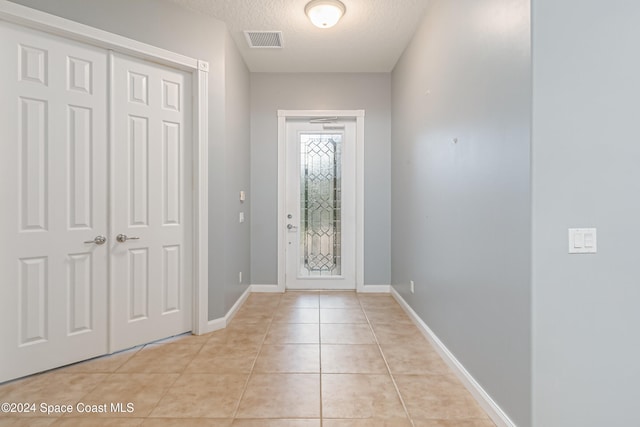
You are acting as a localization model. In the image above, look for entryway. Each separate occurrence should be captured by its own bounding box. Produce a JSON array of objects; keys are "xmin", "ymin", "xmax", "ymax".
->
[{"xmin": 0, "ymin": 291, "xmax": 495, "ymax": 425}]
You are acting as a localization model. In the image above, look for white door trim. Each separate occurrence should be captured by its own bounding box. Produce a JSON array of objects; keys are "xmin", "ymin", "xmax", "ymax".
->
[
  {"xmin": 277, "ymin": 109, "xmax": 365, "ymax": 293},
  {"xmin": 0, "ymin": 0, "xmax": 210, "ymax": 335}
]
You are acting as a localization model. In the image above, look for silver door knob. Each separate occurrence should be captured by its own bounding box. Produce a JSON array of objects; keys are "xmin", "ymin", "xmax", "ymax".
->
[
  {"xmin": 116, "ymin": 234, "xmax": 140, "ymax": 243},
  {"xmin": 287, "ymin": 224, "xmax": 297, "ymax": 230},
  {"xmin": 84, "ymin": 235, "xmax": 107, "ymax": 245}
]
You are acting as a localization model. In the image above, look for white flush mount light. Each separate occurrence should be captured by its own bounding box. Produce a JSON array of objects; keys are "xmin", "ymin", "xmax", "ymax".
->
[{"xmin": 305, "ymin": 0, "xmax": 346, "ymax": 29}]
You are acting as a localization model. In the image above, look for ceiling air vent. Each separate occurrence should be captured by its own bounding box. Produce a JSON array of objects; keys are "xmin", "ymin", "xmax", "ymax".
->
[{"xmin": 244, "ymin": 31, "xmax": 283, "ymax": 48}]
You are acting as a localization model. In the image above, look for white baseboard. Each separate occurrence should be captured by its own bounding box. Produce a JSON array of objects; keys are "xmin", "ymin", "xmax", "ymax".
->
[
  {"xmin": 200, "ymin": 286, "xmax": 252, "ymax": 334},
  {"xmin": 250, "ymin": 284, "xmax": 284, "ymax": 293},
  {"xmin": 358, "ymin": 284, "xmax": 391, "ymax": 293},
  {"xmin": 390, "ymin": 287, "xmax": 516, "ymax": 427},
  {"xmin": 205, "ymin": 317, "xmax": 226, "ymax": 333},
  {"xmin": 251, "ymin": 284, "xmax": 390, "ymax": 293}
]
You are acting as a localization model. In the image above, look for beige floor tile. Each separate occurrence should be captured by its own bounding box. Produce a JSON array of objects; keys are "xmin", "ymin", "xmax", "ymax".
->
[
  {"xmin": 236, "ymin": 374, "xmax": 320, "ymax": 418},
  {"xmin": 395, "ymin": 373, "xmax": 470, "ymax": 398},
  {"xmin": 139, "ymin": 341, "xmax": 205, "ymax": 355},
  {"xmin": 371, "ymin": 323, "xmax": 425, "ymax": 345},
  {"xmin": 264, "ymin": 323, "xmax": 319, "ymax": 344},
  {"xmin": 279, "ymin": 292, "xmax": 320, "ymax": 308},
  {"xmin": 272, "ymin": 308, "xmax": 319, "ymax": 323},
  {"xmin": 141, "ymin": 419, "xmax": 232, "ymax": 427},
  {"xmin": 52, "ymin": 418, "xmax": 144, "ymax": 426},
  {"xmin": 236, "ymin": 300, "xmax": 279, "ymax": 312},
  {"xmin": 116, "ymin": 343, "xmax": 202, "ymax": 374},
  {"xmin": 320, "ymin": 324, "xmax": 375, "ymax": 344},
  {"xmin": 0, "ymin": 418, "xmax": 58, "ymax": 426},
  {"xmin": 152, "ymin": 332, "xmax": 212, "ymax": 345},
  {"xmin": 206, "ymin": 339, "xmax": 263, "ymax": 352},
  {"xmin": 360, "ymin": 300, "xmax": 405, "ymax": 311},
  {"xmin": 322, "ymin": 420, "xmax": 412, "ymax": 427},
  {"xmin": 381, "ymin": 342, "xmax": 450, "ymax": 375},
  {"xmin": 0, "ymin": 291, "xmax": 494, "ymax": 426},
  {"xmin": 321, "ymin": 345, "xmax": 388, "ymax": 374},
  {"xmin": 150, "ymin": 373, "xmax": 248, "ymax": 418},
  {"xmin": 319, "ymin": 293, "xmax": 361, "ymax": 308},
  {"xmin": 232, "ymin": 420, "xmax": 320, "ymax": 427},
  {"xmin": 357, "ymin": 294, "xmax": 400, "ymax": 309},
  {"xmin": 243, "ymin": 293, "xmax": 282, "ymax": 308},
  {"xmin": 207, "ymin": 324, "xmax": 269, "ymax": 346},
  {"xmin": 75, "ymin": 373, "xmax": 177, "ymax": 418},
  {"xmin": 184, "ymin": 343, "xmax": 260, "ymax": 373},
  {"xmin": 412, "ymin": 419, "xmax": 496, "ymax": 427},
  {"xmin": 253, "ymin": 344, "xmax": 319, "ymax": 373},
  {"xmin": 232, "ymin": 305, "xmax": 277, "ymax": 324},
  {"xmin": 320, "ymin": 308, "xmax": 367, "ymax": 324},
  {"xmin": 363, "ymin": 307, "xmax": 413, "ymax": 325},
  {"xmin": 422, "ymin": 392, "xmax": 493, "ymax": 417},
  {"xmin": 394, "ymin": 375, "xmax": 490, "ymax": 420},
  {"xmin": 83, "ymin": 373, "xmax": 179, "ymax": 417},
  {"xmin": 0, "ymin": 373, "xmax": 108, "ymax": 409},
  {"xmin": 321, "ymin": 374, "xmax": 407, "ymax": 419},
  {"xmin": 56, "ymin": 348, "xmax": 141, "ymax": 374}
]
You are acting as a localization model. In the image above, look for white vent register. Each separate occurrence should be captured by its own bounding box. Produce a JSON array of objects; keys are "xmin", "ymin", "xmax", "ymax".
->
[{"xmin": 244, "ymin": 31, "xmax": 283, "ymax": 48}]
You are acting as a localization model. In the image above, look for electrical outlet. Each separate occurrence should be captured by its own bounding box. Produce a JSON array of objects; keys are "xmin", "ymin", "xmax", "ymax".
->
[
  {"xmin": 410, "ymin": 280, "xmax": 414, "ymax": 294},
  {"xmin": 239, "ymin": 271, "xmax": 242, "ymax": 284}
]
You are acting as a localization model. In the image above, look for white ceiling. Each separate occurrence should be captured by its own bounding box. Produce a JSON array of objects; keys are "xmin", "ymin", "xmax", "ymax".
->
[{"xmin": 168, "ymin": 0, "xmax": 430, "ymax": 72}]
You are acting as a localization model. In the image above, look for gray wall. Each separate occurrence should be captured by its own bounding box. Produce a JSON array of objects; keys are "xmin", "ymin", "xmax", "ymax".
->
[
  {"xmin": 219, "ymin": 33, "xmax": 251, "ymax": 315},
  {"xmin": 531, "ymin": 1, "xmax": 640, "ymax": 425},
  {"xmin": 390, "ymin": 1, "xmax": 531, "ymax": 425},
  {"xmin": 250, "ymin": 73, "xmax": 391, "ymax": 286},
  {"xmin": 10, "ymin": 0, "xmax": 252, "ymax": 320}
]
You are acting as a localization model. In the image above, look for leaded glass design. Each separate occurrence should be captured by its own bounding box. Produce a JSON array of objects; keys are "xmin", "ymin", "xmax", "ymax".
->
[{"xmin": 300, "ymin": 133, "xmax": 342, "ymax": 276}]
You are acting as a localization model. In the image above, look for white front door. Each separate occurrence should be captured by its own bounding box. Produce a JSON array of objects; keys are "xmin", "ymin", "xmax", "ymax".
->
[
  {"xmin": 0, "ymin": 21, "xmax": 108, "ymax": 382},
  {"xmin": 285, "ymin": 118, "xmax": 356, "ymax": 289},
  {"xmin": 110, "ymin": 53, "xmax": 193, "ymax": 352}
]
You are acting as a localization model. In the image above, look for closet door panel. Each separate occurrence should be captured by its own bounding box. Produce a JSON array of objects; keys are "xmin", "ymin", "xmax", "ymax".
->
[
  {"xmin": 110, "ymin": 52, "xmax": 192, "ymax": 352},
  {"xmin": 0, "ymin": 21, "xmax": 108, "ymax": 383}
]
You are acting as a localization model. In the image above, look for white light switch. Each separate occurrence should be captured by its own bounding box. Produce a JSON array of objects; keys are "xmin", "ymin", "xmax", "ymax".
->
[
  {"xmin": 240, "ymin": 191, "xmax": 246, "ymax": 202},
  {"xmin": 239, "ymin": 212, "xmax": 245, "ymax": 223},
  {"xmin": 584, "ymin": 232, "xmax": 594, "ymax": 248},
  {"xmin": 573, "ymin": 232, "xmax": 584, "ymax": 248},
  {"xmin": 569, "ymin": 228, "xmax": 597, "ymax": 254}
]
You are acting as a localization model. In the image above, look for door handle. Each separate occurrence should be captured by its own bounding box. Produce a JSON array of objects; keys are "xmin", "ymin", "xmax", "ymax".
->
[
  {"xmin": 116, "ymin": 234, "xmax": 140, "ymax": 243},
  {"xmin": 287, "ymin": 224, "xmax": 298, "ymax": 230},
  {"xmin": 84, "ymin": 235, "xmax": 107, "ymax": 245}
]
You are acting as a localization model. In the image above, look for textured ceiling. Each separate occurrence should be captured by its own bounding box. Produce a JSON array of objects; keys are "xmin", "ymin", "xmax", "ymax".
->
[{"xmin": 168, "ymin": 0, "xmax": 430, "ymax": 72}]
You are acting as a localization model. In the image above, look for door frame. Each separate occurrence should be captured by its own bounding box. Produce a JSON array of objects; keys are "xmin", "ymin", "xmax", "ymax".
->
[
  {"xmin": 277, "ymin": 109, "xmax": 365, "ymax": 293},
  {"xmin": 0, "ymin": 1, "xmax": 210, "ymax": 335}
]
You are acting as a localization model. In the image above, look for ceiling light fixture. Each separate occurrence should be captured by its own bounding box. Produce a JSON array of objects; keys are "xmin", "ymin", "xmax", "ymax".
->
[{"xmin": 305, "ymin": 0, "xmax": 346, "ymax": 29}]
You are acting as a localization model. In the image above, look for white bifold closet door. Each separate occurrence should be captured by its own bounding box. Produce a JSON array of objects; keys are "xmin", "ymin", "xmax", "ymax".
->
[
  {"xmin": 110, "ymin": 53, "xmax": 192, "ymax": 352},
  {"xmin": 0, "ymin": 21, "xmax": 109, "ymax": 383},
  {"xmin": 0, "ymin": 21, "xmax": 192, "ymax": 383}
]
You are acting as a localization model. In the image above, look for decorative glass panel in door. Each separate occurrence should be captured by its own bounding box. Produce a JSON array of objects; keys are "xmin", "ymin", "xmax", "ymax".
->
[{"xmin": 299, "ymin": 133, "xmax": 342, "ymax": 277}]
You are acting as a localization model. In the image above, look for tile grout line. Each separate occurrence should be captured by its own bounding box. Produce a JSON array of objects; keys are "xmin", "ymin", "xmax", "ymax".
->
[
  {"xmin": 231, "ymin": 295, "xmax": 282, "ymax": 419},
  {"xmin": 358, "ymin": 296, "xmax": 416, "ymax": 427},
  {"xmin": 143, "ymin": 339, "xmax": 206, "ymax": 419}
]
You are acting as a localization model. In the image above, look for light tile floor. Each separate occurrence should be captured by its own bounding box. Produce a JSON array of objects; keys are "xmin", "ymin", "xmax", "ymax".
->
[{"xmin": 0, "ymin": 291, "xmax": 495, "ymax": 426}]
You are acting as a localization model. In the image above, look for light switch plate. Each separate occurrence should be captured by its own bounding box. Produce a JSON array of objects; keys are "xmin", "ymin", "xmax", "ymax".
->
[{"xmin": 568, "ymin": 228, "xmax": 597, "ymax": 254}]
